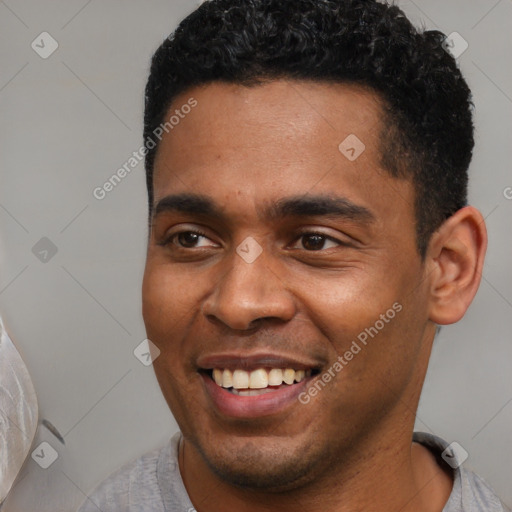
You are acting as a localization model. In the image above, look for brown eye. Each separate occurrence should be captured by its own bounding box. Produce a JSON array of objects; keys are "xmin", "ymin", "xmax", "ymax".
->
[
  {"xmin": 293, "ymin": 233, "xmax": 341, "ymax": 251},
  {"xmin": 176, "ymin": 232, "xmax": 202, "ymax": 248},
  {"xmin": 165, "ymin": 229, "xmax": 219, "ymax": 249},
  {"xmin": 302, "ymin": 234, "xmax": 326, "ymax": 251}
]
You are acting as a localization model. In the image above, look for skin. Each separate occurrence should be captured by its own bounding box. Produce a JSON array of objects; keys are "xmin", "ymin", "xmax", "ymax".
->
[{"xmin": 142, "ymin": 80, "xmax": 487, "ymax": 512}]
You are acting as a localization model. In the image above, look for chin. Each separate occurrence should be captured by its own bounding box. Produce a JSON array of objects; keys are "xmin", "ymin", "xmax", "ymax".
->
[{"xmin": 196, "ymin": 435, "xmax": 324, "ymax": 492}]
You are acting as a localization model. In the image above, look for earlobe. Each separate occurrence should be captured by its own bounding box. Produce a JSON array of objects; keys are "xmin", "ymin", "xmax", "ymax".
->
[{"xmin": 427, "ymin": 206, "xmax": 487, "ymax": 325}]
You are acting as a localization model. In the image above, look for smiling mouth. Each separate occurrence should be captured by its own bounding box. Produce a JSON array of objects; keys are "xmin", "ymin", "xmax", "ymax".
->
[{"xmin": 205, "ymin": 367, "xmax": 320, "ymax": 396}]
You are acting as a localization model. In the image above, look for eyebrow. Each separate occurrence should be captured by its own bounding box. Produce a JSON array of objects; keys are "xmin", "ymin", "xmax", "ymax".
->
[{"xmin": 152, "ymin": 193, "xmax": 375, "ymax": 224}]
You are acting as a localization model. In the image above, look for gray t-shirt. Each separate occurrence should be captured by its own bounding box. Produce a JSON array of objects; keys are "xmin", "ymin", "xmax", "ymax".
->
[{"xmin": 78, "ymin": 431, "xmax": 510, "ymax": 512}]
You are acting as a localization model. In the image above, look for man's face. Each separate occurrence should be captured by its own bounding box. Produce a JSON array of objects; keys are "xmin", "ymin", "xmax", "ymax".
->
[{"xmin": 142, "ymin": 80, "xmax": 435, "ymax": 489}]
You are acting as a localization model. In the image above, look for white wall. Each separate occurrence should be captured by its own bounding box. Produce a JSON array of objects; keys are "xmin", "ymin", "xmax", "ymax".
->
[{"xmin": 0, "ymin": 1, "xmax": 510, "ymax": 510}]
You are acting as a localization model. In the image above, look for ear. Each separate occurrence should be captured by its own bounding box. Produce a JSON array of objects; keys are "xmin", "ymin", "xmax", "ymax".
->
[{"xmin": 426, "ymin": 206, "xmax": 487, "ymax": 325}]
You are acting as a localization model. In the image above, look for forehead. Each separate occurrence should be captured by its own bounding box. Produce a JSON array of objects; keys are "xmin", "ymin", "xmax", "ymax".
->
[
  {"xmin": 154, "ymin": 80, "xmax": 383, "ymax": 176},
  {"xmin": 152, "ymin": 80, "xmax": 414, "ymax": 230}
]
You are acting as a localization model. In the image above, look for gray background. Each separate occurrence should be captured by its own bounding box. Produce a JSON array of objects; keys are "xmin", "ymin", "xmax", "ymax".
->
[{"xmin": 0, "ymin": 0, "xmax": 511, "ymax": 510}]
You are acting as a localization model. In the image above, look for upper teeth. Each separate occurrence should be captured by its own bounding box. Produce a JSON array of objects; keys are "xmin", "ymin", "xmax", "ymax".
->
[{"xmin": 212, "ymin": 368, "xmax": 309, "ymax": 389}]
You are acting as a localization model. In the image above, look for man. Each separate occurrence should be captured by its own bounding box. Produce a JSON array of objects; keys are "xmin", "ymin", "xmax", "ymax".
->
[{"xmin": 79, "ymin": 0, "xmax": 509, "ymax": 510}]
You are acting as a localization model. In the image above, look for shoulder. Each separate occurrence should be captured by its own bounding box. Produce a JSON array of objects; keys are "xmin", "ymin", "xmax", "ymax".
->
[
  {"xmin": 413, "ymin": 432, "xmax": 510, "ymax": 512},
  {"xmin": 457, "ymin": 467, "xmax": 511, "ymax": 512},
  {"xmin": 77, "ymin": 433, "xmax": 182, "ymax": 512},
  {"xmin": 77, "ymin": 448, "xmax": 163, "ymax": 512}
]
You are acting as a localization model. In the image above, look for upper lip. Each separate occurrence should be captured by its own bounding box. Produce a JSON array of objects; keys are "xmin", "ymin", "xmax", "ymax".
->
[{"xmin": 196, "ymin": 351, "xmax": 324, "ymax": 372}]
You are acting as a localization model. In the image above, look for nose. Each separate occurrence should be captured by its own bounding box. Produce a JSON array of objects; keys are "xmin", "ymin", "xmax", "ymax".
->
[{"xmin": 201, "ymin": 249, "xmax": 296, "ymax": 331}]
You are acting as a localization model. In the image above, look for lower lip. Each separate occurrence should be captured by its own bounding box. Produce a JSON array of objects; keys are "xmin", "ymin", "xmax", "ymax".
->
[{"xmin": 201, "ymin": 373, "xmax": 311, "ymax": 418}]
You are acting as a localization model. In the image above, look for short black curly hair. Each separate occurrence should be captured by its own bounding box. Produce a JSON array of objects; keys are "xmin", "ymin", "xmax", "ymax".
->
[{"xmin": 143, "ymin": 0, "xmax": 474, "ymax": 257}]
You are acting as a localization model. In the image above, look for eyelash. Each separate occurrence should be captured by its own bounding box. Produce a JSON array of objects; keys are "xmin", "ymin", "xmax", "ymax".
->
[{"xmin": 160, "ymin": 229, "xmax": 345, "ymax": 251}]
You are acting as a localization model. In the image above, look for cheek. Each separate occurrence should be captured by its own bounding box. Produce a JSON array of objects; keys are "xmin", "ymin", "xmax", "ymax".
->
[
  {"xmin": 142, "ymin": 265, "xmax": 203, "ymax": 415},
  {"xmin": 295, "ymin": 269, "xmax": 395, "ymax": 339},
  {"xmin": 142, "ymin": 262, "xmax": 200, "ymax": 337},
  {"xmin": 297, "ymin": 271, "xmax": 424, "ymax": 392}
]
